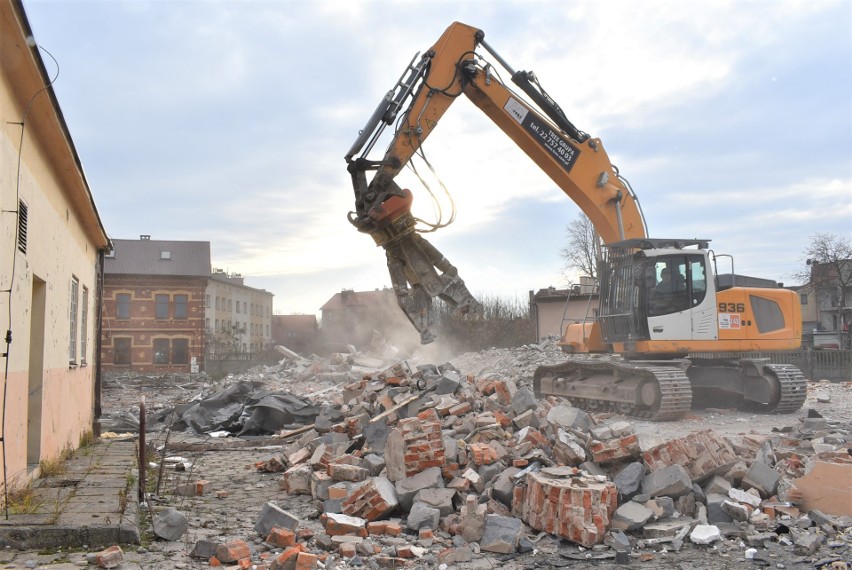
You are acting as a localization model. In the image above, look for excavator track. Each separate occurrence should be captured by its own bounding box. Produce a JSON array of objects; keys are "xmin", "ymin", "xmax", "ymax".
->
[
  {"xmin": 533, "ymin": 359, "xmax": 692, "ymax": 421},
  {"xmin": 763, "ymin": 363, "xmax": 807, "ymax": 414}
]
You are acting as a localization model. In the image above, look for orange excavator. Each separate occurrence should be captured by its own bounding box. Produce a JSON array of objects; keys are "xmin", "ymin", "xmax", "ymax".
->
[{"xmin": 345, "ymin": 22, "xmax": 806, "ymax": 420}]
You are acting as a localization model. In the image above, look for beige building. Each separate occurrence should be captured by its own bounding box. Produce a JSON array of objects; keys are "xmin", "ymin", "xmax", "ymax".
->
[
  {"xmin": 0, "ymin": 1, "xmax": 110, "ymax": 487},
  {"xmin": 530, "ymin": 280, "xmax": 599, "ymax": 341},
  {"xmin": 205, "ymin": 269, "xmax": 274, "ymax": 355}
]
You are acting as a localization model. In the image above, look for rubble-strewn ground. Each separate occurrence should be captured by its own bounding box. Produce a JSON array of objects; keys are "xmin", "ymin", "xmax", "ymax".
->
[{"xmin": 45, "ymin": 343, "xmax": 852, "ymax": 568}]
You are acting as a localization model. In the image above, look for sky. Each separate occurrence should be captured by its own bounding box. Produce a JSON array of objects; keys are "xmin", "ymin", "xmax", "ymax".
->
[{"xmin": 21, "ymin": 0, "xmax": 852, "ymax": 317}]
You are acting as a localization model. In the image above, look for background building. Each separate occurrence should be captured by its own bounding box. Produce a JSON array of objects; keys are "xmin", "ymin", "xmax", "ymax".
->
[
  {"xmin": 205, "ymin": 269, "xmax": 274, "ymax": 357},
  {"xmin": 101, "ymin": 237, "xmax": 210, "ymax": 373}
]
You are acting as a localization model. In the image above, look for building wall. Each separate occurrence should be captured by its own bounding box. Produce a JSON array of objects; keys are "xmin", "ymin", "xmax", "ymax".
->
[
  {"xmin": 0, "ymin": 1, "xmax": 109, "ymax": 486},
  {"xmin": 534, "ymin": 296, "xmax": 599, "ymax": 340},
  {"xmin": 205, "ymin": 275, "xmax": 273, "ymax": 354},
  {"xmin": 102, "ymin": 275, "xmax": 206, "ymax": 372}
]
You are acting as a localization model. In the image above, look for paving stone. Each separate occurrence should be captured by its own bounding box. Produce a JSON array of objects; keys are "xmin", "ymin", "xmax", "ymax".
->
[
  {"xmin": 611, "ymin": 501, "xmax": 654, "ymax": 531},
  {"xmin": 614, "ymin": 462, "xmax": 645, "ymax": 498},
  {"xmin": 255, "ymin": 502, "xmax": 299, "ymax": 537},
  {"xmin": 406, "ymin": 501, "xmax": 441, "ymax": 531},
  {"xmin": 742, "ymin": 460, "xmax": 780, "ymax": 497},
  {"xmin": 641, "ymin": 464, "xmax": 692, "ymax": 498}
]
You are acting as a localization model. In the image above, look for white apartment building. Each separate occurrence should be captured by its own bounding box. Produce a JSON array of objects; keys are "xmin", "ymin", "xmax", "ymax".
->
[{"xmin": 205, "ymin": 269, "xmax": 274, "ymax": 354}]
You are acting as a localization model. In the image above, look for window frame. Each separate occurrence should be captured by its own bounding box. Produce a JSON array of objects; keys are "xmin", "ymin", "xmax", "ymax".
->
[
  {"xmin": 113, "ymin": 337, "xmax": 131, "ymax": 366},
  {"xmin": 153, "ymin": 338, "xmax": 170, "ymax": 365},
  {"xmin": 69, "ymin": 276, "xmax": 79, "ymax": 364},
  {"xmin": 174, "ymin": 294, "xmax": 188, "ymax": 319},
  {"xmin": 81, "ymin": 286, "xmax": 89, "ymax": 365},
  {"xmin": 155, "ymin": 294, "xmax": 169, "ymax": 320},
  {"xmin": 116, "ymin": 293, "xmax": 131, "ymax": 320}
]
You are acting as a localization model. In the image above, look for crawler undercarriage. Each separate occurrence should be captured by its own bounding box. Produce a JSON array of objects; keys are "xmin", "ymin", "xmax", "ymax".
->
[{"xmin": 533, "ymin": 357, "xmax": 807, "ymax": 421}]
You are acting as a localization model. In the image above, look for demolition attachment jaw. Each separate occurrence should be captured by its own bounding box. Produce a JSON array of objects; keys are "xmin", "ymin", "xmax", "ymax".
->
[{"xmin": 351, "ymin": 185, "xmax": 480, "ymax": 345}]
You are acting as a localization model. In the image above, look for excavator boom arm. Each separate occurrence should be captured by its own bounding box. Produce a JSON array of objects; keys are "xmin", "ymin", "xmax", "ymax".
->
[{"xmin": 345, "ymin": 21, "xmax": 647, "ymax": 342}]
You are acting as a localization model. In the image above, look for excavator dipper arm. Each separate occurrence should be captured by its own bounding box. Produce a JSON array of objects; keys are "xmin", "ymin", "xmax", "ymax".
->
[{"xmin": 345, "ymin": 22, "xmax": 647, "ymax": 343}]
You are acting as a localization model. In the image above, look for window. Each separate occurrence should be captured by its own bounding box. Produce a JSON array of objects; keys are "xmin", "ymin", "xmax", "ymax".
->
[
  {"xmin": 800, "ymin": 293, "xmax": 808, "ymax": 305},
  {"xmin": 153, "ymin": 338, "xmax": 170, "ymax": 364},
  {"xmin": 155, "ymin": 294, "xmax": 169, "ymax": 319},
  {"xmin": 205, "ymin": 317, "xmax": 210, "ymax": 331},
  {"xmin": 236, "ymin": 301, "xmax": 240, "ymax": 314},
  {"xmin": 81, "ymin": 287, "xmax": 89, "ymax": 364},
  {"xmin": 205, "ymin": 294, "xmax": 210, "ymax": 308},
  {"xmin": 228, "ymin": 299, "xmax": 232, "ymax": 311},
  {"xmin": 69, "ymin": 277, "xmax": 79, "ymax": 363},
  {"xmin": 114, "ymin": 338, "xmax": 131, "ymax": 365},
  {"xmin": 174, "ymin": 294, "xmax": 188, "ymax": 319},
  {"xmin": 116, "ymin": 293, "xmax": 131, "ymax": 319},
  {"xmin": 17, "ymin": 199, "xmax": 27, "ymax": 254},
  {"xmin": 172, "ymin": 339, "xmax": 189, "ymax": 364}
]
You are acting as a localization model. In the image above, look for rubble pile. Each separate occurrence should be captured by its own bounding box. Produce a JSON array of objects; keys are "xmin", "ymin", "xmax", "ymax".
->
[{"xmin": 145, "ymin": 349, "xmax": 851, "ymax": 570}]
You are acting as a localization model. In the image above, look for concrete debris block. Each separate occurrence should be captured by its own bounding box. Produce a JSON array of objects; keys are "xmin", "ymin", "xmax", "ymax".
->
[
  {"xmin": 407, "ymin": 501, "xmax": 441, "ymax": 531},
  {"xmin": 546, "ymin": 405, "xmax": 592, "ymax": 432},
  {"xmin": 614, "ymin": 462, "xmax": 646, "ymax": 498},
  {"xmin": 705, "ymin": 493, "xmax": 734, "ymax": 524},
  {"xmin": 512, "ymin": 470, "xmax": 617, "ymax": 548},
  {"xmin": 152, "ymin": 507, "xmax": 189, "ymax": 541},
  {"xmin": 281, "ymin": 464, "xmax": 313, "ymax": 495},
  {"xmin": 94, "ymin": 545, "xmax": 124, "ymax": 569},
  {"xmin": 689, "ymin": 524, "xmax": 722, "ymax": 545},
  {"xmin": 703, "ymin": 475, "xmax": 731, "ymax": 496},
  {"xmin": 642, "ymin": 518, "xmax": 695, "ymax": 539},
  {"xmin": 641, "ymin": 464, "xmax": 693, "ymax": 498},
  {"xmin": 190, "ymin": 539, "xmax": 217, "ymax": 560},
  {"xmin": 342, "ymin": 476, "xmax": 399, "ymax": 521},
  {"xmin": 215, "ymin": 539, "xmax": 252, "ymax": 564},
  {"xmin": 511, "ymin": 386, "xmax": 538, "ymax": 415},
  {"xmin": 395, "ymin": 466, "xmax": 445, "ymax": 511},
  {"xmin": 480, "ymin": 514, "xmax": 523, "ymax": 553},
  {"xmin": 491, "ymin": 467, "xmax": 521, "ymax": 507},
  {"xmin": 437, "ymin": 545, "xmax": 473, "ymax": 564},
  {"xmin": 462, "ymin": 467, "xmax": 484, "ymax": 493},
  {"xmin": 725, "ymin": 461, "xmax": 749, "ymax": 485},
  {"xmin": 384, "ymin": 416, "xmax": 446, "ymax": 482},
  {"xmin": 310, "ymin": 470, "xmax": 333, "ymax": 501},
  {"xmin": 324, "ymin": 512, "xmax": 368, "ymax": 536},
  {"xmin": 460, "ymin": 495, "xmax": 487, "ymax": 543},
  {"xmin": 642, "ymin": 430, "xmax": 737, "ymax": 481},
  {"xmin": 611, "ymin": 501, "xmax": 654, "ymax": 531},
  {"xmin": 413, "ymin": 488, "xmax": 457, "ymax": 517},
  {"xmin": 363, "ymin": 418, "xmax": 391, "ymax": 453},
  {"xmin": 590, "ymin": 425, "xmax": 613, "ymax": 440},
  {"xmin": 742, "ymin": 460, "xmax": 780, "ymax": 497},
  {"xmin": 287, "ymin": 447, "xmax": 312, "ymax": 467},
  {"xmin": 608, "ymin": 421, "xmax": 633, "ymax": 438},
  {"xmin": 793, "ymin": 531, "xmax": 825, "ymax": 555},
  {"xmin": 436, "ymin": 371, "xmax": 462, "ymax": 395},
  {"xmin": 728, "ymin": 487, "xmax": 761, "ymax": 508},
  {"xmin": 676, "ymin": 493, "xmax": 696, "ymax": 518},
  {"xmin": 794, "ymin": 461, "xmax": 852, "ymax": 517},
  {"xmin": 643, "ymin": 496, "xmax": 675, "ymax": 519},
  {"xmin": 553, "ymin": 430, "xmax": 587, "ymax": 466},
  {"xmin": 589, "ymin": 432, "xmax": 640, "ymax": 464},
  {"xmin": 721, "ymin": 499, "xmax": 752, "ymax": 521},
  {"xmin": 255, "ymin": 502, "xmax": 300, "ymax": 537},
  {"xmin": 512, "ymin": 409, "xmax": 537, "ymax": 429},
  {"xmin": 363, "ymin": 453, "xmax": 386, "ymax": 477}
]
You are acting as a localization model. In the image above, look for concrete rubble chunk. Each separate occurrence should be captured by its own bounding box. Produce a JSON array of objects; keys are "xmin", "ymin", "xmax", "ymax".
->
[
  {"xmin": 511, "ymin": 386, "xmax": 538, "ymax": 415},
  {"xmin": 690, "ymin": 524, "xmax": 722, "ymax": 545},
  {"xmin": 152, "ymin": 507, "xmax": 188, "ymax": 541},
  {"xmin": 613, "ymin": 462, "xmax": 645, "ymax": 498},
  {"xmin": 728, "ymin": 487, "xmax": 761, "ymax": 508},
  {"xmin": 480, "ymin": 514, "xmax": 522, "ymax": 554},
  {"xmin": 406, "ymin": 501, "xmax": 441, "ymax": 531},
  {"xmin": 255, "ymin": 502, "xmax": 299, "ymax": 537},
  {"xmin": 742, "ymin": 460, "xmax": 780, "ymax": 497},
  {"xmin": 641, "ymin": 464, "xmax": 692, "ymax": 498},
  {"xmin": 460, "ymin": 495, "xmax": 487, "ymax": 543},
  {"xmin": 395, "ymin": 466, "xmax": 445, "ymax": 511},
  {"xmin": 545, "ymin": 405, "xmax": 592, "ymax": 432},
  {"xmin": 413, "ymin": 488, "xmax": 457, "ymax": 517},
  {"xmin": 611, "ymin": 501, "xmax": 654, "ymax": 531}
]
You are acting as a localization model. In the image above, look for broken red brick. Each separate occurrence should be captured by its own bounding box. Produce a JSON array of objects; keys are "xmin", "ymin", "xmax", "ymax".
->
[
  {"xmin": 513, "ymin": 470, "xmax": 617, "ymax": 548},
  {"xmin": 641, "ymin": 429, "xmax": 737, "ymax": 481},
  {"xmin": 266, "ymin": 527, "xmax": 296, "ymax": 548},
  {"xmin": 589, "ymin": 433, "xmax": 640, "ymax": 464},
  {"xmin": 215, "ymin": 539, "xmax": 252, "ymax": 564}
]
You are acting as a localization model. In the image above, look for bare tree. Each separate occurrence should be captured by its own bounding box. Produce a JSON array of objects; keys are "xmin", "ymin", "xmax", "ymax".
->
[
  {"xmin": 559, "ymin": 212, "xmax": 600, "ymax": 281},
  {"xmin": 792, "ymin": 232, "xmax": 852, "ymax": 345}
]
